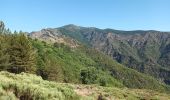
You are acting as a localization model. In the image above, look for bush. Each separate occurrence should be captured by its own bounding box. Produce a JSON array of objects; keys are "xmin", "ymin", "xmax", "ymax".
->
[{"xmin": 0, "ymin": 71, "xmax": 80, "ymax": 100}]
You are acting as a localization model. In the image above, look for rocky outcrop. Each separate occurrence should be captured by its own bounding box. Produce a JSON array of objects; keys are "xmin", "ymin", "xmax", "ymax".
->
[{"xmin": 29, "ymin": 28, "xmax": 79, "ymax": 48}]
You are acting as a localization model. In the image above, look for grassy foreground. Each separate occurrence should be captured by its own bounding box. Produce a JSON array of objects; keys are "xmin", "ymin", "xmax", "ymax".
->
[{"xmin": 0, "ymin": 71, "xmax": 170, "ymax": 100}]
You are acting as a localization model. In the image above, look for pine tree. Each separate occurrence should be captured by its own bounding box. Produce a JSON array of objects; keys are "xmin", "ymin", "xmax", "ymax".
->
[
  {"xmin": 4, "ymin": 28, "xmax": 11, "ymax": 34},
  {"xmin": 0, "ymin": 35, "xmax": 10, "ymax": 71},
  {"xmin": 8, "ymin": 33, "xmax": 36, "ymax": 73},
  {"xmin": 0, "ymin": 21, "xmax": 5, "ymax": 33}
]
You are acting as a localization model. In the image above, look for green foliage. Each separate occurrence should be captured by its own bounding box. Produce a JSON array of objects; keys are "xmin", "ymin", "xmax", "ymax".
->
[
  {"xmin": 80, "ymin": 67, "xmax": 98, "ymax": 84},
  {"xmin": 0, "ymin": 35, "xmax": 10, "ymax": 71},
  {"xmin": 30, "ymin": 40, "xmax": 124, "ymax": 87},
  {"xmin": 59, "ymin": 26, "xmax": 90, "ymax": 46},
  {"xmin": 30, "ymin": 39, "xmax": 170, "ymax": 92},
  {"xmin": 57, "ymin": 25, "xmax": 170, "ymax": 86},
  {"xmin": 0, "ymin": 21, "xmax": 5, "ymax": 33},
  {"xmin": 0, "ymin": 31, "xmax": 36, "ymax": 74},
  {"xmin": 0, "ymin": 71, "xmax": 81, "ymax": 100},
  {"xmin": 53, "ymin": 42, "xmax": 71, "ymax": 52},
  {"xmin": 0, "ymin": 71, "xmax": 170, "ymax": 100},
  {"xmin": 80, "ymin": 67, "xmax": 123, "ymax": 87},
  {"xmin": 78, "ymin": 46, "xmax": 170, "ymax": 92},
  {"xmin": 7, "ymin": 33, "xmax": 36, "ymax": 73},
  {"xmin": 0, "ymin": 22, "xmax": 170, "ymax": 94}
]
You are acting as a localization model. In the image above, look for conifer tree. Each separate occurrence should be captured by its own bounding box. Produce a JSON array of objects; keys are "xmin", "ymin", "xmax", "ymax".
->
[
  {"xmin": 0, "ymin": 21, "xmax": 5, "ymax": 33},
  {"xmin": 8, "ymin": 33, "xmax": 36, "ymax": 73},
  {"xmin": 0, "ymin": 35, "xmax": 10, "ymax": 71}
]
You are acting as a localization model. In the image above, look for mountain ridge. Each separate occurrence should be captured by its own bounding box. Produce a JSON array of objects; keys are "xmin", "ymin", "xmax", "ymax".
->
[
  {"xmin": 29, "ymin": 24, "xmax": 170, "ymax": 85},
  {"xmin": 1, "ymin": 21, "xmax": 170, "ymax": 100},
  {"xmin": 60, "ymin": 24, "xmax": 170, "ymax": 32}
]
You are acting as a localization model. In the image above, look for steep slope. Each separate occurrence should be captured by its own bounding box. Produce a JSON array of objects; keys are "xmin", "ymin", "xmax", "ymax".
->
[
  {"xmin": 29, "ymin": 28, "xmax": 79, "ymax": 48},
  {"xmin": 84, "ymin": 30, "xmax": 170, "ymax": 85},
  {"xmin": 40, "ymin": 25, "xmax": 170, "ymax": 85},
  {"xmin": 29, "ymin": 39, "xmax": 170, "ymax": 92},
  {"xmin": 31, "ymin": 39, "xmax": 124, "ymax": 87},
  {"xmin": 1, "ymin": 71, "xmax": 170, "ymax": 100}
]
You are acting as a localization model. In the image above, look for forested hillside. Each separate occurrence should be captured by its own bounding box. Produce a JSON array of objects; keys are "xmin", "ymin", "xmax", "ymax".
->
[
  {"xmin": 0, "ymin": 21, "xmax": 170, "ymax": 99},
  {"xmin": 30, "ymin": 24, "xmax": 170, "ymax": 86},
  {"xmin": 57, "ymin": 25, "xmax": 170, "ymax": 85}
]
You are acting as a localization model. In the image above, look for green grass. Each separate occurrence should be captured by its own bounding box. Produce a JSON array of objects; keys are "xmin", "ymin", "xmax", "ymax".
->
[
  {"xmin": 0, "ymin": 71, "xmax": 170, "ymax": 100},
  {"xmin": 0, "ymin": 71, "xmax": 80, "ymax": 100}
]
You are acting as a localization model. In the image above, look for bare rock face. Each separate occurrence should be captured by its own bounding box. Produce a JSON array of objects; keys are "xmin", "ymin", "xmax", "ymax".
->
[{"xmin": 29, "ymin": 28, "xmax": 79, "ymax": 48}]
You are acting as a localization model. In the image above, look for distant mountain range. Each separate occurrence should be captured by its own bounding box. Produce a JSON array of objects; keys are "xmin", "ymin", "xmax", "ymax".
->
[{"xmin": 29, "ymin": 24, "xmax": 170, "ymax": 85}]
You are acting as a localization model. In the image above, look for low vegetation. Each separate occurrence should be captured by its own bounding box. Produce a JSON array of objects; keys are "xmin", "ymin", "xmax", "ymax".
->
[
  {"xmin": 0, "ymin": 71, "xmax": 170, "ymax": 100},
  {"xmin": 0, "ymin": 71, "xmax": 80, "ymax": 100}
]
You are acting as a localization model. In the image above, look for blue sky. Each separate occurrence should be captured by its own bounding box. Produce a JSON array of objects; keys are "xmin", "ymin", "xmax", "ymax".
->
[{"xmin": 1, "ymin": 0, "xmax": 170, "ymax": 32}]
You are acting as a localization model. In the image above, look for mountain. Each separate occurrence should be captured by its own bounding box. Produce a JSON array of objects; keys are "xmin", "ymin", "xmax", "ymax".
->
[
  {"xmin": 29, "ymin": 38, "xmax": 170, "ymax": 91},
  {"xmin": 30, "ymin": 24, "xmax": 170, "ymax": 85},
  {"xmin": 29, "ymin": 28, "xmax": 79, "ymax": 48},
  {"xmin": 1, "ymin": 21, "xmax": 170, "ymax": 99},
  {"xmin": 1, "ymin": 21, "xmax": 168, "ymax": 91}
]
